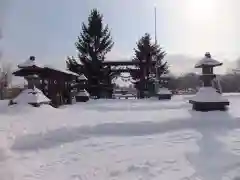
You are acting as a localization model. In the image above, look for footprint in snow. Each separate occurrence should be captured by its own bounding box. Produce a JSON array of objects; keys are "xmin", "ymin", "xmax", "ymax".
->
[
  {"xmin": 109, "ymin": 170, "xmax": 121, "ymax": 177},
  {"xmin": 71, "ymin": 174, "xmax": 82, "ymax": 180},
  {"xmin": 127, "ymin": 165, "xmax": 150, "ymax": 173}
]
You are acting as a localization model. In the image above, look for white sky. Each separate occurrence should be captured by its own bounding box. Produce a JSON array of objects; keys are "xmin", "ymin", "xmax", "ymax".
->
[{"xmin": 1, "ymin": 0, "xmax": 240, "ymax": 76}]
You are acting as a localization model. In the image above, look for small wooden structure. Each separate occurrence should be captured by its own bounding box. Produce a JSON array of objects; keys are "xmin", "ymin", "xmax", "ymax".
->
[
  {"xmin": 156, "ymin": 73, "xmax": 172, "ymax": 100},
  {"xmin": 189, "ymin": 52, "xmax": 229, "ymax": 111},
  {"xmin": 12, "ymin": 56, "xmax": 86, "ymax": 107}
]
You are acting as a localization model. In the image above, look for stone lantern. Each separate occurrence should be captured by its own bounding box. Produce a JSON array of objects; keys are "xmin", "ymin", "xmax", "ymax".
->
[
  {"xmin": 75, "ymin": 74, "xmax": 90, "ymax": 102},
  {"xmin": 9, "ymin": 56, "xmax": 50, "ymax": 107},
  {"xmin": 156, "ymin": 73, "xmax": 172, "ymax": 100},
  {"xmin": 189, "ymin": 52, "xmax": 229, "ymax": 111}
]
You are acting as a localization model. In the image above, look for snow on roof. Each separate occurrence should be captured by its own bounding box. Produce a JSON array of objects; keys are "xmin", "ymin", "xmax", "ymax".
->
[
  {"xmin": 76, "ymin": 89, "xmax": 90, "ymax": 97},
  {"xmin": 161, "ymin": 74, "xmax": 170, "ymax": 78},
  {"xmin": 18, "ymin": 56, "xmax": 43, "ymax": 68},
  {"xmin": 26, "ymin": 74, "xmax": 39, "ymax": 78},
  {"xmin": 44, "ymin": 65, "xmax": 79, "ymax": 76},
  {"xmin": 195, "ymin": 53, "xmax": 222, "ymax": 68},
  {"xmin": 190, "ymin": 87, "xmax": 228, "ymax": 102},
  {"xmin": 78, "ymin": 74, "xmax": 87, "ymax": 80},
  {"xmin": 13, "ymin": 87, "xmax": 50, "ymax": 104},
  {"xmin": 157, "ymin": 88, "xmax": 172, "ymax": 95}
]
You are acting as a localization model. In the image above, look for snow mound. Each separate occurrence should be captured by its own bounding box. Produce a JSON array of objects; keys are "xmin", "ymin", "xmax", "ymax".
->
[
  {"xmin": 190, "ymin": 87, "xmax": 228, "ymax": 102},
  {"xmin": 195, "ymin": 57, "xmax": 222, "ymax": 68},
  {"xmin": 157, "ymin": 88, "xmax": 172, "ymax": 95},
  {"xmin": 76, "ymin": 89, "xmax": 89, "ymax": 97},
  {"xmin": 12, "ymin": 87, "xmax": 50, "ymax": 104}
]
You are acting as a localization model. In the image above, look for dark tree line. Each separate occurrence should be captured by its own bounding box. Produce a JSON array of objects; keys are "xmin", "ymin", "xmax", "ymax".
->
[
  {"xmin": 167, "ymin": 72, "xmax": 240, "ymax": 93},
  {"xmin": 67, "ymin": 9, "xmax": 168, "ymax": 98},
  {"xmin": 219, "ymin": 73, "xmax": 240, "ymax": 92}
]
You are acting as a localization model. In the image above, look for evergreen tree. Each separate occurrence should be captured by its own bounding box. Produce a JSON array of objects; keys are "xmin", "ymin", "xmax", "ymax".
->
[
  {"xmin": 131, "ymin": 33, "xmax": 168, "ymax": 98},
  {"xmin": 66, "ymin": 56, "xmax": 82, "ymax": 74},
  {"xmin": 67, "ymin": 9, "xmax": 114, "ymax": 98}
]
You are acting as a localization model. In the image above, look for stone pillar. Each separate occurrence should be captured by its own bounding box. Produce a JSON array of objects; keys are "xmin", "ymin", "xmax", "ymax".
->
[
  {"xmin": 25, "ymin": 75, "xmax": 39, "ymax": 89},
  {"xmin": 201, "ymin": 66, "xmax": 215, "ymax": 87}
]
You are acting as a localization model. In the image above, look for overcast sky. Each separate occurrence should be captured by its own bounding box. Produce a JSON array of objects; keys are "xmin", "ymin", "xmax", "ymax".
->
[{"xmin": 1, "ymin": 0, "xmax": 240, "ymax": 75}]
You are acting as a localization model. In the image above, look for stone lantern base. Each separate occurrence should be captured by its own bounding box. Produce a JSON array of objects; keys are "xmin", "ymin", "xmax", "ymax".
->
[
  {"xmin": 158, "ymin": 94, "xmax": 172, "ymax": 100},
  {"xmin": 189, "ymin": 101, "xmax": 229, "ymax": 111},
  {"xmin": 76, "ymin": 96, "xmax": 89, "ymax": 102},
  {"xmin": 157, "ymin": 88, "xmax": 172, "ymax": 100},
  {"xmin": 75, "ymin": 89, "xmax": 89, "ymax": 102},
  {"xmin": 9, "ymin": 87, "xmax": 51, "ymax": 107},
  {"xmin": 189, "ymin": 87, "xmax": 229, "ymax": 111}
]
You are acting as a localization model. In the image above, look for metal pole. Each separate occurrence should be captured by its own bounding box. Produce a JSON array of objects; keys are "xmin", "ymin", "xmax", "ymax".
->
[
  {"xmin": 154, "ymin": 6, "xmax": 157, "ymax": 44},
  {"xmin": 154, "ymin": 6, "xmax": 159, "ymax": 93}
]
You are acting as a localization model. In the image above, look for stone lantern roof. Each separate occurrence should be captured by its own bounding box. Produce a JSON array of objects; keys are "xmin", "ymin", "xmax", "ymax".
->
[
  {"xmin": 18, "ymin": 56, "xmax": 43, "ymax": 69},
  {"xmin": 76, "ymin": 89, "xmax": 90, "ymax": 97},
  {"xmin": 78, "ymin": 74, "xmax": 87, "ymax": 81},
  {"xmin": 195, "ymin": 52, "xmax": 222, "ymax": 68}
]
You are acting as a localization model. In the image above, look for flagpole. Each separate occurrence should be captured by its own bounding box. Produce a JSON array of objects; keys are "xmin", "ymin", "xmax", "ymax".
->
[
  {"xmin": 154, "ymin": 5, "xmax": 159, "ymax": 93},
  {"xmin": 154, "ymin": 5, "xmax": 157, "ymax": 44}
]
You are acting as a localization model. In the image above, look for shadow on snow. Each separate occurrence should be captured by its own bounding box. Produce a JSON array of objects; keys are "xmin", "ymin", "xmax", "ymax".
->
[{"xmin": 11, "ymin": 110, "xmax": 240, "ymax": 151}]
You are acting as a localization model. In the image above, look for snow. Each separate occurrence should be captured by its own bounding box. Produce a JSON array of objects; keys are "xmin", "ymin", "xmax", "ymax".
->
[
  {"xmin": 18, "ymin": 58, "xmax": 42, "ymax": 68},
  {"xmin": 12, "ymin": 87, "xmax": 50, "ymax": 105},
  {"xmin": 157, "ymin": 87, "xmax": 172, "ymax": 95},
  {"xmin": 44, "ymin": 65, "xmax": 80, "ymax": 76},
  {"xmin": 195, "ymin": 57, "xmax": 222, "ymax": 68},
  {"xmin": 113, "ymin": 93, "xmax": 137, "ymax": 99},
  {"xmin": 29, "ymin": 74, "xmax": 39, "ymax": 78},
  {"xmin": 76, "ymin": 89, "xmax": 90, "ymax": 97},
  {"xmin": 2, "ymin": 95, "xmax": 240, "ymax": 179},
  {"xmin": 78, "ymin": 74, "xmax": 87, "ymax": 81},
  {"xmin": 190, "ymin": 87, "xmax": 229, "ymax": 102},
  {"xmin": 16, "ymin": 58, "xmax": 80, "ymax": 77},
  {"xmin": 160, "ymin": 73, "xmax": 170, "ymax": 78}
]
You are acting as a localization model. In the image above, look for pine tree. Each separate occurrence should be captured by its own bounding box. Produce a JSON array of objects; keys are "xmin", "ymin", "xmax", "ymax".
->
[
  {"xmin": 67, "ymin": 9, "xmax": 114, "ymax": 98},
  {"xmin": 131, "ymin": 33, "xmax": 168, "ymax": 98},
  {"xmin": 66, "ymin": 56, "xmax": 82, "ymax": 74}
]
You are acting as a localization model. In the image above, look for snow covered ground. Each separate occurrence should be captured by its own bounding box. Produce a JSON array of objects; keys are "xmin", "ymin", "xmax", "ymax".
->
[{"xmin": 1, "ymin": 94, "xmax": 240, "ymax": 180}]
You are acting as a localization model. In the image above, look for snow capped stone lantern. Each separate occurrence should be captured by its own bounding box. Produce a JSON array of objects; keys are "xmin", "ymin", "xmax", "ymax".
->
[
  {"xmin": 189, "ymin": 52, "xmax": 229, "ymax": 111},
  {"xmin": 10, "ymin": 56, "xmax": 51, "ymax": 107},
  {"xmin": 156, "ymin": 73, "xmax": 172, "ymax": 100}
]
